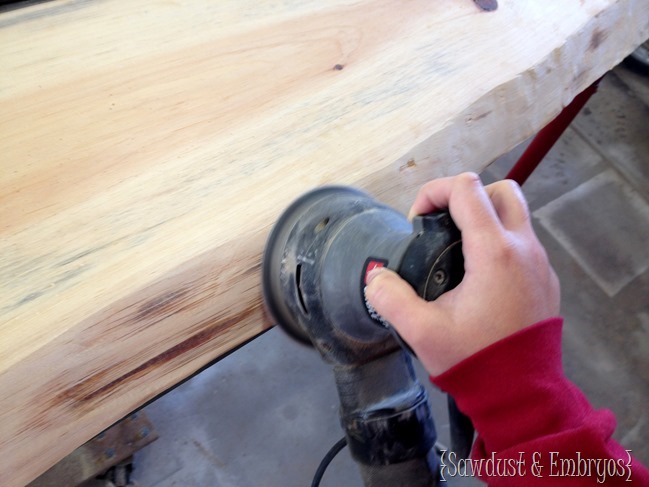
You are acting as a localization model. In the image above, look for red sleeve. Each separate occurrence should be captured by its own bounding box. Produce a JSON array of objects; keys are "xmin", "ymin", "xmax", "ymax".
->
[{"xmin": 430, "ymin": 318, "xmax": 649, "ymax": 486}]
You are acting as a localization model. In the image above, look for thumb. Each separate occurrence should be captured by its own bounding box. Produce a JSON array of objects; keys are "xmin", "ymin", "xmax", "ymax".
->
[{"xmin": 365, "ymin": 268, "xmax": 429, "ymax": 342}]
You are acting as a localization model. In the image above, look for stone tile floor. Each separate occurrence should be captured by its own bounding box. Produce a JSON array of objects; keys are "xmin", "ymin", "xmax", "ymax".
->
[{"xmin": 133, "ymin": 64, "xmax": 649, "ymax": 486}]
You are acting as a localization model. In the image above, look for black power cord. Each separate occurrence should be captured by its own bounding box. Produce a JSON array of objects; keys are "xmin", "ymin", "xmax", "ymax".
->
[{"xmin": 311, "ymin": 437, "xmax": 348, "ymax": 487}]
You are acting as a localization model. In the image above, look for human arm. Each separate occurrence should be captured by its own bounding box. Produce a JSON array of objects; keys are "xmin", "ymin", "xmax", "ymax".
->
[{"xmin": 365, "ymin": 173, "xmax": 649, "ymax": 485}]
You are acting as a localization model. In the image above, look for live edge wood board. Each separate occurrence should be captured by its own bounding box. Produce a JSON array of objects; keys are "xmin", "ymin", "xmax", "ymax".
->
[{"xmin": 1, "ymin": 0, "xmax": 647, "ymax": 484}]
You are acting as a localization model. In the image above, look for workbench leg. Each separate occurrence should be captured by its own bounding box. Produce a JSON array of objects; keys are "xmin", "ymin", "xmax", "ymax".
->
[{"xmin": 505, "ymin": 77, "xmax": 602, "ymax": 186}]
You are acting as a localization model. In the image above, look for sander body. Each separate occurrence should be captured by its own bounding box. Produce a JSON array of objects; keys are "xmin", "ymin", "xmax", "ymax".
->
[{"xmin": 262, "ymin": 186, "xmax": 470, "ymax": 486}]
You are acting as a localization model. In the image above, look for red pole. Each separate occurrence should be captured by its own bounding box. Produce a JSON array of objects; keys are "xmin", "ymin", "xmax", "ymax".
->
[{"xmin": 505, "ymin": 77, "xmax": 602, "ymax": 186}]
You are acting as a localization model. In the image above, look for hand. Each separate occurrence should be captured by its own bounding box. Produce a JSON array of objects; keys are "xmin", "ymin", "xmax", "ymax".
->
[{"xmin": 365, "ymin": 172, "xmax": 560, "ymax": 376}]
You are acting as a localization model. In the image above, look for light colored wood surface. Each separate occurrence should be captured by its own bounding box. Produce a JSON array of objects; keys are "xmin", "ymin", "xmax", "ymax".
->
[{"xmin": 1, "ymin": 0, "xmax": 647, "ymax": 484}]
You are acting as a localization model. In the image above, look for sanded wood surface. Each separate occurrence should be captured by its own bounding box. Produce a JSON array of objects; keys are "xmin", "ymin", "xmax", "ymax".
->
[{"xmin": 1, "ymin": 0, "xmax": 647, "ymax": 484}]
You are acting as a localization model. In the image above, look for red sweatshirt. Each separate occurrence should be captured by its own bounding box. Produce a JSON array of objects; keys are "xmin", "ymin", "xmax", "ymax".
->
[{"xmin": 430, "ymin": 318, "xmax": 649, "ymax": 485}]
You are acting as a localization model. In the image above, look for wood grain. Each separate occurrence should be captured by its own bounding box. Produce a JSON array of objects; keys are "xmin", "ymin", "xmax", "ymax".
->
[{"xmin": 1, "ymin": 0, "xmax": 647, "ymax": 484}]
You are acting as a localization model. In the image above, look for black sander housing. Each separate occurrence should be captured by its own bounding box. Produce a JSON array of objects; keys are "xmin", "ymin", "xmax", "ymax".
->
[{"xmin": 262, "ymin": 186, "xmax": 468, "ymax": 486}]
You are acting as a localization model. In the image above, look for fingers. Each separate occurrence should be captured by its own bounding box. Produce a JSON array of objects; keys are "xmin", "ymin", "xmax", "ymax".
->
[
  {"xmin": 365, "ymin": 268, "xmax": 431, "ymax": 344},
  {"xmin": 409, "ymin": 172, "xmax": 474, "ymax": 217},
  {"xmin": 409, "ymin": 172, "xmax": 502, "ymax": 237},
  {"xmin": 484, "ymin": 180, "xmax": 532, "ymax": 231},
  {"xmin": 409, "ymin": 174, "xmax": 532, "ymax": 234}
]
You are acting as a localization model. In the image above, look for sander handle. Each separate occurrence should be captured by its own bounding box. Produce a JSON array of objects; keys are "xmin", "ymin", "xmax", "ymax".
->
[{"xmin": 398, "ymin": 211, "xmax": 476, "ymax": 460}]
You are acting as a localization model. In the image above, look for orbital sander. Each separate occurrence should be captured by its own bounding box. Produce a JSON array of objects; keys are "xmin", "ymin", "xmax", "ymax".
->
[{"xmin": 262, "ymin": 186, "xmax": 473, "ymax": 486}]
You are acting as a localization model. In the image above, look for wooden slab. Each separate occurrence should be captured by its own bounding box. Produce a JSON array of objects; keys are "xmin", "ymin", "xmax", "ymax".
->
[{"xmin": 1, "ymin": 0, "xmax": 647, "ymax": 484}]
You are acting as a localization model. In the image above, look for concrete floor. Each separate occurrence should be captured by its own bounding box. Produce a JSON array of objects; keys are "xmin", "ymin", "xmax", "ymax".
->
[{"xmin": 133, "ymin": 64, "xmax": 649, "ymax": 486}]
